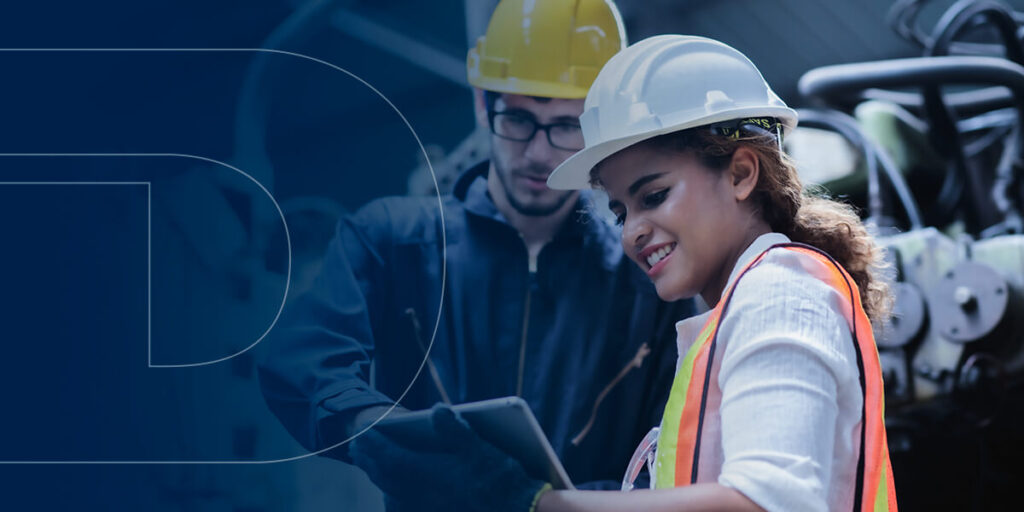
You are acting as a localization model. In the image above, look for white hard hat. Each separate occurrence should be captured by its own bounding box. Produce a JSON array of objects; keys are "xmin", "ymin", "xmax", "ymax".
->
[{"xmin": 547, "ymin": 35, "xmax": 798, "ymax": 190}]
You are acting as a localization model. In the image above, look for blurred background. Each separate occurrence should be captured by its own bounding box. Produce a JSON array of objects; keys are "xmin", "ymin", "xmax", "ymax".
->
[{"xmin": 0, "ymin": 0, "xmax": 1021, "ymax": 510}]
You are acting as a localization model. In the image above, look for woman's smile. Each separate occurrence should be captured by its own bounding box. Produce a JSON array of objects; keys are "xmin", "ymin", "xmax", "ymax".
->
[{"xmin": 639, "ymin": 241, "xmax": 677, "ymax": 276}]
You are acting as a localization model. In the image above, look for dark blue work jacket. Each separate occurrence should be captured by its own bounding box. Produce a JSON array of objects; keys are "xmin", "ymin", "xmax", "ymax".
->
[{"xmin": 258, "ymin": 163, "xmax": 694, "ymax": 485}]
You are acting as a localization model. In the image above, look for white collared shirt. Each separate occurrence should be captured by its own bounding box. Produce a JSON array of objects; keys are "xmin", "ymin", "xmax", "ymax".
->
[{"xmin": 673, "ymin": 233, "xmax": 862, "ymax": 512}]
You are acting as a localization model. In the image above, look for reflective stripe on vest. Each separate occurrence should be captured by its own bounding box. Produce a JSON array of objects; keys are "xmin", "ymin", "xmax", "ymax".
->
[{"xmin": 653, "ymin": 243, "xmax": 897, "ymax": 512}]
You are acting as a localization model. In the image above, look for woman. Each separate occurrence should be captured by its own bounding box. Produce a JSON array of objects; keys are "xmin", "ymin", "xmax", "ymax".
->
[{"xmin": 537, "ymin": 35, "xmax": 898, "ymax": 512}]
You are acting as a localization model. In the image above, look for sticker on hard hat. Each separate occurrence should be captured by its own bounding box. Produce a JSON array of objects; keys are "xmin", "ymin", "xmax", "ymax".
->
[{"xmin": 709, "ymin": 117, "xmax": 782, "ymax": 140}]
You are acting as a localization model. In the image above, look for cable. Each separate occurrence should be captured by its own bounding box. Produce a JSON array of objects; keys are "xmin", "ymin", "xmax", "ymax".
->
[
  {"xmin": 923, "ymin": 1, "xmax": 1024, "ymax": 231},
  {"xmin": 860, "ymin": 86, "xmax": 1016, "ymax": 119},
  {"xmin": 963, "ymin": 119, "xmax": 1013, "ymax": 158},
  {"xmin": 888, "ymin": 0, "xmax": 929, "ymax": 48},
  {"xmin": 794, "ymin": 110, "xmax": 879, "ymax": 221},
  {"xmin": 797, "ymin": 108, "xmax": 925, "ymax": 230},
  {"xmin": 888, "ymin": 0, "xmax": 1024, "ymax": 56},
  {"xmin": 928, "ymin": 1, "xmax": 1024, "ymax": 65}
]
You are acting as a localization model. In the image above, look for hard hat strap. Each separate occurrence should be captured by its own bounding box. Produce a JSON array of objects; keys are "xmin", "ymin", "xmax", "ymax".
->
[{"xmin": 708, "ymin": 117, "xmax": 783, "ymax": 144}]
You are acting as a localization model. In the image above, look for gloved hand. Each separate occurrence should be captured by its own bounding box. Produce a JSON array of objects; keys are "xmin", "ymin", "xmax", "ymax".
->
[{"xmin": 349, "ymin": 403, "xmax": 551, "ymax": 512}]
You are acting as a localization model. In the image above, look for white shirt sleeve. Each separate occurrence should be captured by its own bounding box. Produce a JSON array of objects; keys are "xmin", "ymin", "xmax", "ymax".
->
[{"xmin": 714, "ymin": 250, "xmax": 861, "ymax": 512}]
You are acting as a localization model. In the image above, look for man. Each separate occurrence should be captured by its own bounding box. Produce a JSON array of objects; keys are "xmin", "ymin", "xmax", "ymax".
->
[{"xmin": 258, "ymin": 0, "xmax": 693, "ymax": 508}]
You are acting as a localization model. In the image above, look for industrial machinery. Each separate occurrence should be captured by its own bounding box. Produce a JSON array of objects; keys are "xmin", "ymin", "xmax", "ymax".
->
[{"xmin": 796, "ymin": 1, "xmax": 1024, "ymax": 509}]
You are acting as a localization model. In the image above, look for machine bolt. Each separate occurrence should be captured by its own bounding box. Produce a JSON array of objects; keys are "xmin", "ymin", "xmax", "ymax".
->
[{"xmin": 954, "ymin": 286, "xmax": 977, "ymax": 312}]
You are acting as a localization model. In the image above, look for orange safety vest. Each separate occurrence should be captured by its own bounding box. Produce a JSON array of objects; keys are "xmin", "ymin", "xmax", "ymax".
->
[{"xmin": 653, "ymin": 243, "xmax": 897, "ymax": 512}]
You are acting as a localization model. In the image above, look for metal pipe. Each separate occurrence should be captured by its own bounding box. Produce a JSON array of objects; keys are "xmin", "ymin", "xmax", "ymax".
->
[{"xmin": 799, "ymin": 56, "xmax": 1024, "ymax": 158}]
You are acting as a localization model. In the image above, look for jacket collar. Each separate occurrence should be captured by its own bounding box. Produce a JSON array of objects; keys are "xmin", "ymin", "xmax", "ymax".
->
[{"xmin": 453, "ymin": 161, "xmax": 503, "ymax": 223}]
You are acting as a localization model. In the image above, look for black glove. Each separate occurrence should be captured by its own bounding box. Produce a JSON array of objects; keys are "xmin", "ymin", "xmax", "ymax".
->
[{"xmin": 349, "ymin": 403, "xmax": 550, "ymax": 512}]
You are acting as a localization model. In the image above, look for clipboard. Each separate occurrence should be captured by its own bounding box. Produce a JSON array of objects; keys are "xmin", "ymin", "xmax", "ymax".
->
[{"xmin": 375, "ymin": 396, "xmax": 574, "ymax": 489}]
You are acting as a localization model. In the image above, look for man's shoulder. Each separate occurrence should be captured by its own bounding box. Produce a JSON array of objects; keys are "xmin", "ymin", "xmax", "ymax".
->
[{"xmin": 346, "ymin": 194, "xmax": 462, "ymax": 246}]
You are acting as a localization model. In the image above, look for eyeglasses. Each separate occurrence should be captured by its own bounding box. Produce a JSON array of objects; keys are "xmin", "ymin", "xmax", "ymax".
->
[{"xmin": 488, "ymin": 110, "xmax": 585, "ymax": 151}]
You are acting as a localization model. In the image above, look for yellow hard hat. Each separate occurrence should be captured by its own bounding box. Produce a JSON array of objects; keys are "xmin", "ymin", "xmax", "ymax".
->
[{"xmin": 467, "ymin": 0, "xmax": 627, "ymax": 99}]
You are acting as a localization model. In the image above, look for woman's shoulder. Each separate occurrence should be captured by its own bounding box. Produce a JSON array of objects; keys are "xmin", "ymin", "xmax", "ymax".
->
[
  {"xmin": 737, "ymin": 245, "xmax": 854, "ymax": 313},
  {"xmin": 719, "ymin": 246, "xmax": 859, "ymax": 380}
]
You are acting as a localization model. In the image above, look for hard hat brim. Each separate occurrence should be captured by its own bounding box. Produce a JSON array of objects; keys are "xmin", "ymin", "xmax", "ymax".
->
[
  {"xmin": 547, "ymin": 132, "xmax": 654, "ymax": 190},
  {"xmin": 467, "ymin": 74, "xmax": 591, "ymax": 100},
  {"xmin": 548, "ymin": 107, "xmax": 797, "ymax": 190}
]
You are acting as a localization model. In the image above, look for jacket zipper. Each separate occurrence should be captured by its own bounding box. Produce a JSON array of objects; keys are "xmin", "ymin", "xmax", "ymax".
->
[
  {"xmin": 571, "ymin": 342, "xmax": 652, "ymax": 446},
  {"xmin": 516, "ymin": 248, "xmax": 537, "ymax": 397}
]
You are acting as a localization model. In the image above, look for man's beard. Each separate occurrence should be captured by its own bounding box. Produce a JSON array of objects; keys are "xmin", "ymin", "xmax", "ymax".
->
[{"xmin": 496, "ymin": 162, "xmax": 575, "ymax": 217}]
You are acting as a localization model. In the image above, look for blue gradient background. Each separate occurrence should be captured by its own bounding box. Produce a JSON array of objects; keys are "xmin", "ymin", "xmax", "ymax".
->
[{"xmin": 0, "ymin": 1, "xmax": 477, "ymax": 509}]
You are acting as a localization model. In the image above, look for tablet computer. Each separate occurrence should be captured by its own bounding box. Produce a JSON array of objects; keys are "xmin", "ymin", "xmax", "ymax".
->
[{"xmin": 374, "ymin": 396, "xmax": 574, "ymax": 490}]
